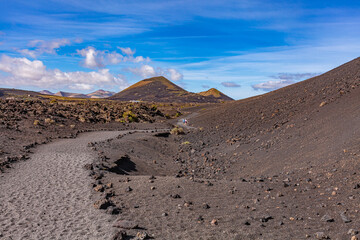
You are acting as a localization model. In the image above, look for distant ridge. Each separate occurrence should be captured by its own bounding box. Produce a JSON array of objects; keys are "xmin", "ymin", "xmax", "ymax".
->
[
  {"xmin": 87, "ymin": 89, "xmax": 115, "ymax": 98},
  {"xmin": 39, "ymin": 90, "xmax": 54, "ymax": 95},
  {"xmin": 109, "ymin": 76, "xmax": 233, "ymax": 103},
  {"xmin": 38, "ymin": 89, "xmax": 115, "ymax": 99},
  {"xmin": 54, "ymin": 91, "xmax": 89, "ymax": 99}
]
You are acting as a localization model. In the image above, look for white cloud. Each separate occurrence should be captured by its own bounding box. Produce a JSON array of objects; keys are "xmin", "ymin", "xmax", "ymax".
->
[
  {"xmin": 77, "ymin": 46, "xmax": 105, "ymax": 69},
  {"xmin": 129, "ymin": 64, "xmax": 156, "ymax": 78},
  {"xmin": 129, "ymin": 65, "xmax": 183, "ymax": 81},
  {"xmin": 69, "ymin": 83, "xmax": 93, "ymax": 91},
  {"xmin": 77, "ymin": 47, "xmax": 149, "ymax": 68},
  {"xmin": 0, "ymin": 55, "xmax": 128, "ymax": 90},
  {"xmin": 17, "ymin": 39, "xmax": 71, "ymax": 58},
  {"xmin": 221, "ymin": 82, "xmax": 241, "ymax": 88},
  {"xmin": 167, "ymin": 68, "xmax": 183, "ymax": 81},
  {"xmin": 252, "ymin": 80, "xmax": 293, "ymax": 91},
  {"xmin": 119, "ymin": 47, "xmax": 135, "ymax": 56}
]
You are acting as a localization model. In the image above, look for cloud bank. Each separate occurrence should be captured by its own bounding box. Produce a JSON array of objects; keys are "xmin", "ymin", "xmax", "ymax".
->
[
  {"xmin": 17, "ymin": 39, "xmax": 72, "ymax": 58},
  {"xmin": 77, "ymin": 46, "xmax": 150, "ymax": 69},
  {"xmin": 0, "ymin": 55, "xmax": 128, "ymax": 90}
]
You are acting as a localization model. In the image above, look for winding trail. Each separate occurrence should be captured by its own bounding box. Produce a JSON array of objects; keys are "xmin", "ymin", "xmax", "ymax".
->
[{"xmin": 0, "ymin": 131, "xmax": 126, "ymax": 240}]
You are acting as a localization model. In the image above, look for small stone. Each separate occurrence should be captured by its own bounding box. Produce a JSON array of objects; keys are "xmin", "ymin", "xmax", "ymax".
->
[
  {"xmin": 106, "ymin": 183, "xmax": 113, "ymax": 189},
  {"xmin": 351, "ymin": 236, "xmax": 358, "ymax": 240},
  {"xmin": 314, "ymin": 232, "xmax": 329, "ymax": 239},
  {"xmin": 135, "ymin": 232, "xmax": 149, "ymax": 240},
  {"xmin": 150, "ymin": 186, "xmax": 156, "ymax": 190},
  {"xmin": 184, "ymin": 201, "xmax": 192, "ymax": 207},
  {"xmin": 348, "ymin": 229, "xmax": 359, "ymax": 235},
  {"xmin": 331, "ymin": 191, "xmax": 336, "ymax": 196},
  {"xmin": 210, "ymin": 219, "xmax": 218, "ymax": 226},
  {"xmin": 94, "ymin": 185, "xmax": 104, "ymax": 192},
  {"xmin": 260, "ymin": 215, "xmax": 273, "ymax": 222},
  {"xmin": 340, "ymin": 212, "xmax": 351, "ymax": 223},
  {"xmin": 279, "ymin": 221, "xmax": 284, "ymax": 226},
  {"xmin": 197, "ymin": 216, "xmax": 204, "ymax": 222},
  {"xmin": 113, "ymin": 230, "xmax": 127, "ymax": 240},
  {"xmin": 354, "ymin": 184, "xmax": 360, "ymax": 189},
  {"xmin": 203, "ymin": 203, "xmax": 210, "ymax": 209},
  {"xmin": 170, "ymin": 194, "xmax": 181, "ymax": 199},
  {"xmin": 244, "ymin": 221, "xmax": 251, "ymax": 226},
  {"xmin": 149, "ymin": 175, "xmax": 156, "ymax": 180},
  {"xmin": 162, "ymin": 212, "xmax": 168, "ymax": 217},
  {"xmin": 94, "ymin": 199, "xmax": 112, "ymax": 210},
  {"xmin": 113, "ymin": 220, "xmax": 138, "ymax": 229},
  {"xmin": 321, "ymin": 214, "xmax": 334, "ymax": 222},
  {"xmin": 106, "ymin": 206, "xmax": 121, "ymax": 215},
  {"xmin": 125, "ymin": 186, "xmax": 132, "ymax": 192}
]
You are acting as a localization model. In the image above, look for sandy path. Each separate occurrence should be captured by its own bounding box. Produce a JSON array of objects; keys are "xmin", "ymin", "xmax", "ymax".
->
[{"xmin": 0, "ymin": 131, "xmax": 125, "ymax": 240}]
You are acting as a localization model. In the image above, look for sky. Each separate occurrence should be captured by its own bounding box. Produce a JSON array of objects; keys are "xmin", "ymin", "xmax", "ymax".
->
[{"xmin": 0, "ymin": 0, "xmax": 360, "ymax": 100}]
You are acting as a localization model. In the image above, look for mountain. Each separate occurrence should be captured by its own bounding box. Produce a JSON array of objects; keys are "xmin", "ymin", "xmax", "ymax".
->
[
  {"xmin": 0, "ymin": 88, "xmax": 43, "ymax": 98},
  {"xmin": 109, "ymin": 76, "xmax": 233, "ymax": 103},
  {"xmin": 54, "ymin": 91, "xmax": 89, "ymax": 99},
  {"xmin": 87, "ymin": 89, "xmax": 115, "ymax": 98},
  {"xmin": 198, "ymin": 88, "xmax": 233, "ymax": 101},
  {"xmin": 39, "ymin": 90, "xmax": 54, "ymax": 95}
]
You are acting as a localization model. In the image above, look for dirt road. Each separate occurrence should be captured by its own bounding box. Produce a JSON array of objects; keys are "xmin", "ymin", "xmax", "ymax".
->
[{"xmin": 0, "ymin": 131, "xmax": 128, "ymax": 240}]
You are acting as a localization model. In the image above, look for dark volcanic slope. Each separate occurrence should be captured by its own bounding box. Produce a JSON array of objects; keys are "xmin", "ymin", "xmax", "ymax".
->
[
  {"xmin": 198, "ymin": 88, "xmax": 234, "ymax": 101},
  {"xmin": 187, "ymin": 57, "xmax": 360, "ymax": 177},
  {"xmin": 109, "ymin": 76, "xmax": 231, "ymax": 103}
]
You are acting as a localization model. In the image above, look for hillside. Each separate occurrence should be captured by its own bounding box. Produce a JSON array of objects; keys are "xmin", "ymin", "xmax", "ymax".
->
[
  {"xmin": 109, "ymin": 76, "xmax": 233, "ymax": 103},
  {"xmin": 198, "ymin": 88, "xmax": 233, "ymax": 101},
  {"xmin": 163, "ymin": 57, "xmax": 360, "ymax": 238}
]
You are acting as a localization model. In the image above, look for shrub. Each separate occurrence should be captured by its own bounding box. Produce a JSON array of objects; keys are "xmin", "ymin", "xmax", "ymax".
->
[
  {"xmin": 170, "ymin": 126, "xmax": 185, "ymax": 135},
  {"xmin": 181, "ymin": 141, "xmax": 191, "ymax": 145},
  {"xmin": 123, "ymin": 111, "xmax": 138, "ymax": 122}
]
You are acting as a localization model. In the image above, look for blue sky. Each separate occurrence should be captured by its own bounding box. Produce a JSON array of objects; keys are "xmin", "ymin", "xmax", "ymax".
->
[{"xmin": 0, "ymin": 0, "xmax": 360, "ymax": 99}]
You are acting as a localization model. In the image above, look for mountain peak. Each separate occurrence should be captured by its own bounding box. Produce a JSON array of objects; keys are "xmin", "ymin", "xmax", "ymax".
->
[{"xmin": 198, "ymin": 88, "xmax": 233, "ymax": 101}]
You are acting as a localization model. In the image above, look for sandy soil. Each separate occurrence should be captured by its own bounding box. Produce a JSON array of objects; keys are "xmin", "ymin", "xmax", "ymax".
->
[{"xmin": 0, "ymin": 131, "xmax": 129, "ymax": 240}]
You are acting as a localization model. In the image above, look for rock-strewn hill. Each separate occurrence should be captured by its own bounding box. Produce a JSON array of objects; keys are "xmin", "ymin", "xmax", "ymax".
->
[{"xmin": 109, "ymin": 76, "xmax": 233, "ymax": 103}]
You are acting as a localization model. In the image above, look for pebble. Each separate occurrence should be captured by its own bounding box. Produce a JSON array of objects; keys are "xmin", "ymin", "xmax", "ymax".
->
[
  {"xmin": 320, "ymin": 214, "xmax": 334, "ymax": 222},
  {"xmin": 162, "ymin": 212, "xmax": 168, "ymax": 217},
  {"xmin": 113, "ymin": 220, "xmax": 138, "ymax": 229},
  {"xmin": 135, "ymin": 232, "xmax": 149, "ymax": 240},
  {"xmin": 170, "ymin": 194, "xmax": 181, "ymax": 199},
  {"xmin": 203, "ymin": 203, "xmax": 210, "ymax": 209},
  {"xmin": 211, "ymin": 219, "xmax": 218, "ymax": 226},
  {"xmin": 340, "ymin": 212, "xmax": 351, "ymax": 223},
  {"xmin": 93, "ymin": 199, "xmax": 112, "ymax": 210},
  {"xmin": 125, "ymin": 186, "xmax": 132, "ymax": 192},
  {"xmin": 260, "ymin": 215, "xmax": 273, "ymax": 223},
  {"xmin": 150, "ymin": 186, "xmax": 156, "ymax": 190},
  {"xmin": 113, "ymin": 230, "xmax": 127, "ymax": 240},
  {"xmin": 348, "ymin": 229, "xmax": 359, "ymax": 235},
  {"xmin": 314, "ymin": 232, "xmax": 329, "ymax": 239}
]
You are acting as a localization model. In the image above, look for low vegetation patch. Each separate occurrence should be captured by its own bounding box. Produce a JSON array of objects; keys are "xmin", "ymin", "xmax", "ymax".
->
[{"xmin": 170, "ymin": 126, "xmax": 185, "ymax": 135}]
